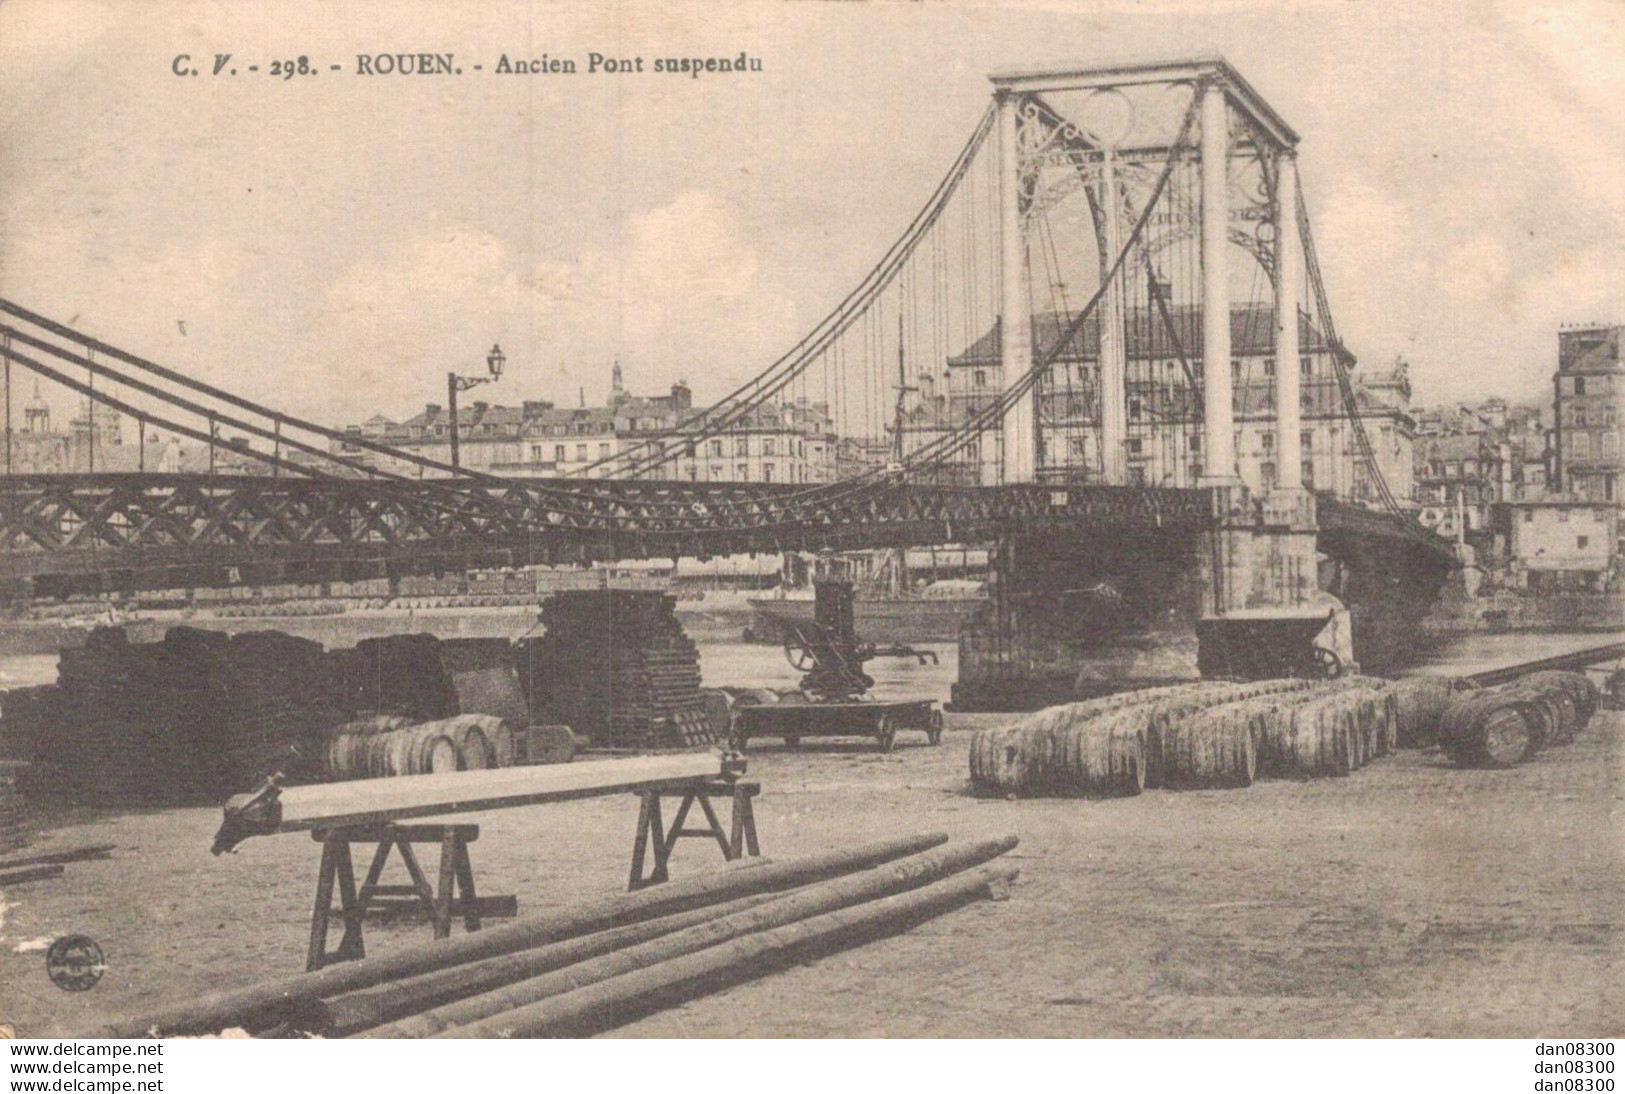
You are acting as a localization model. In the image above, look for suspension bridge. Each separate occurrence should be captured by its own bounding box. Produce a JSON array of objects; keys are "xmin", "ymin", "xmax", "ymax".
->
[{"xmin": 0, "ymin": 56, "xmax": 1452, "ymax": 691}]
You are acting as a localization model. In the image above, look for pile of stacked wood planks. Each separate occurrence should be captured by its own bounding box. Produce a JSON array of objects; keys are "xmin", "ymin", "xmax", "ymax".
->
[
  {"xmin": 0, "ymin": 760, "xmax": 29, "ymax": 854},
  {"xmin": 969, "ymin": 674, "xmax": 1489, "ymax": 798},
  {"xmin": 45, "ymin": 626, "xmax": 341, "ymax": 804},
  {"xmin": 78, "ymin": 832, "xmax": 1019, "ymax": 1039},
  {"xmin": 1437, "ymin": 670, "xmax": 1599, "ymax": 768},
  {"xmin": 518, "ymin": 592, "xmax": 714, "ymax": 749}
]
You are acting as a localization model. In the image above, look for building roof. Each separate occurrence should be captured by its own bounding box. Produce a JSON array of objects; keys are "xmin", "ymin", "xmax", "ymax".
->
[
  {"xmin": 1558, "ymin": 325, "xmax": 1623, "ymax": 373},
  {"xmin": 947, "ymin": 304, "xmax": 1333, "ymax": 368}
]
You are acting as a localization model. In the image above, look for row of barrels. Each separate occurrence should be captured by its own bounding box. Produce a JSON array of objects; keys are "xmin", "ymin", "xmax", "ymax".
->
[
  {"xmin": 969, "ymin": 679, "xmax": 1318, "ymax": 797},
  {"xmin": 969, "ymin": 674, "xmax": 1484, "ymax": 798},
  {"xmin": 322, "ymin": 714, "xmax": 516, "ymax": 780},
  {"xmin": 1437, "ymin": 671, "xmax": 1599, "ymax": 768}
]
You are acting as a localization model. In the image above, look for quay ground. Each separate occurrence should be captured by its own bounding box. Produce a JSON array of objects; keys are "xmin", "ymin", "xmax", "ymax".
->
[{"xmin": 1, "ymin": 708, "xmax": 1618, "ymax": 1038}]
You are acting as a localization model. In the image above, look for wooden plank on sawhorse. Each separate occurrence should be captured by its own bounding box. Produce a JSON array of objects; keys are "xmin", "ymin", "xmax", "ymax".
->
[
  {"xmin": 305, "ymin": 822, "xmax": 514, "ymax": 972},
  {"xmin": 629, "ymin": 779, "xmax": 761, "ymax": 891}
]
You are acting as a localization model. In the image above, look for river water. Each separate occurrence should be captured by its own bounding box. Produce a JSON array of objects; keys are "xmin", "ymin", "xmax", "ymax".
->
[{"xmin": 0, "ymin": 614, "xmax": 1617, "ymax": 701}]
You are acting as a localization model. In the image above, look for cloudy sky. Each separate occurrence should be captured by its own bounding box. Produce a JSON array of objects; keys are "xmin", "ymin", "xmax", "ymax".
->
[{"xmin": 0, "ymin": 0, "xmax": 1620, "ymax": 427}]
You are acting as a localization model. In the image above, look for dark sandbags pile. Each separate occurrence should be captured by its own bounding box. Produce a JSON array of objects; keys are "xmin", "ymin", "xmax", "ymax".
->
[{"xmin": 517, "ymin": 592, "xmax": 714, "ymax": 749}]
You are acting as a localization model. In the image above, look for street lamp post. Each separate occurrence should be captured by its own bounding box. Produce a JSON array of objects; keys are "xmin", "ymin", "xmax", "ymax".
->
[{"xmin": 447, "ymin": 344, "xmax": 507, "ymax": 469}]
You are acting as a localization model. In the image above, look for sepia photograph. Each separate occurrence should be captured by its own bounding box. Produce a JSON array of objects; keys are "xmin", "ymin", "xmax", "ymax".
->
[{"xmin": 0, "ymin": 0, "xmax": 1619, "ymax": 1069}]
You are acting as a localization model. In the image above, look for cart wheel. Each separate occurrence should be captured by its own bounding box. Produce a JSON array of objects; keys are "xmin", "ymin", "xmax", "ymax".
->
[
  {"xmin": 785, "ymin": 736, "xmax": 801, "ymax": 750},
  {"xmin": 927, "ymin": 710, "xmax": 944, "ymax": 746},
  {"xmin": 875, "ymin": 716, "xmax": 896, "ymax": 753}
]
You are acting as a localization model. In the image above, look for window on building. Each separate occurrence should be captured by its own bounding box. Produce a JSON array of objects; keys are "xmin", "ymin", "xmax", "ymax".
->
[
  {"xmin": 763, "ymin": 464, "xmax": 774, "ymax": 483},
  {"xmin": 1300, "ymin": 356, "xmax": 1312, "ymax": 376},
  {"xmin": 736, "ymin": 438, "xmax": 748, "ymax": 457},
  {"xmin": 598, "ymin": 443, "xmax": 610, "ymax": 459},
  {"xmin": 1261, "ymin": 432, "xmax": 1274, "ymax": 451},
  {"xmin": 554, "ymin": 445, "xmax": 564, "ymax": 461},
  {"xmin": 974, "ymin": 370, "xmax": 987, "ymax": 388},
  {"xmin": 1301, "ymin": 430, "xmax": 1313, "ymax": 451},
  {"xmin": 1575, "ymin": 377, "xmax": 1586, "ymax": 395},
  {"xmin": 1263, "ymin": 357, "xmax": 1275, "ymax": 377},
  {"xmin": 736, "ymin": 462, "xmax": 748, "ymax": 480},
  {"xmin": 1573, "ymin": 433, "xmax": 1590, "ymax": 459},
  {"xmin": 710, "ymin": 440, "xmax": 723, "ymax": 458},
  {"xmin": 1302, "ymin": 460, "xmax": 1315, "ymax": 488},
  {"xmin": 1127, "ymin": 438, "xmax": 1143, "ymax": 455},
  {"xmin": 1523, "ymin": 509, "xmax": 1533, "ymax": 523},
  {"xmin": 1558, "ymin": 509, "xmax": 1571, "ymax": 522},
  {"xmin": 1578, "ymin": 535, "xmax": 1590, "ymax": 549},
  {"xmin": 1261, "ymin": 461, "xmax": 1276, "ymax": 490},
  {"xmin": 710, "ymin": 464, "xmax": 723, "ymax": 479},
  {"xmin": 1603, "ymin": 432, "xmax": 1618, "ymax": 459},
  {"xmin": 575, "ymin": 444, "xmax": 587, "ymax": 461},
  {"xmin": 1300, "ymin": 390, "xmax": 1312, "ymax": 408},
  {"xmin": 1191, "ymin": 434, "xmax": 1202, "ymax": 452},
  {"xmin": 1574, "ymin": 406, "xmax": 1588, "ymax": 427},
  {"xmin": 763, "ymin": 438, "xmax": 775, "ymax": 457}
]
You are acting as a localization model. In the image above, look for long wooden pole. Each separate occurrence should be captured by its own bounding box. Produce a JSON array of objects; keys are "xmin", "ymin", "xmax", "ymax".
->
[
  {"xmin": 0, "ymin": 864, "xmax": 65, "ymax": 887},
  {"xmin": 81, "ymin": 832, "xmax": 948, "ymax": 1038},
  {"xmin": 305, "ymin": 889, "xmax": 787, "ymax": 1037},
  {"xmin": 0, "ymin": 843, "xmax": 115, "ymax": 872},
  {"xmin": 438, "ymin": 862, "xmax": 1020, "ymax": 1039},
  {"xmin": 368, "ymin": 835, "xmax": 1017, "ymax": 1038}
]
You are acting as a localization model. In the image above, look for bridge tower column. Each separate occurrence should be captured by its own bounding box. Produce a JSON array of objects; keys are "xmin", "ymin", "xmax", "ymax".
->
[
  {"xmin": 1097, "ymin": 149, "xmax": 1128, "ymax": 484},
  {"xmin": 1198, "ymin": 78, "xmax": 1238, "ymax": 487},
  {"xmin": 1272, "ymin": 148, "xmax": 1305, "ymax": 497},
  {"xmin": 997, "ymin": 90, "xmax": 1037, "ymax": 484}
]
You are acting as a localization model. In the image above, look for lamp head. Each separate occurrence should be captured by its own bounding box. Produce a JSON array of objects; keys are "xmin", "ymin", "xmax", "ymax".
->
[{"xmin": 486, "ymin": 343, "xmax": 506, "ymax": 379}]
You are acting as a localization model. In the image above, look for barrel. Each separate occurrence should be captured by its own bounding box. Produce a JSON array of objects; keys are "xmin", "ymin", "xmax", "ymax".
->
[
  {"xmin": 967, "ymin": 704, "xmax": 1147, "ymax": 798},
  {"xmin": 1438, "ymin": 686, "xmax": 1543, "ymax": 767},
  {"xmin": 1155, "ymin": 701, "xmax": 1260, "ymax": 789},
  {"xmin": 322, "ymin": 715, "xmax": 416, "ymax": 780},
  {"xmin": 417, "ymin": 714, "xmax": 513, "ymax": 771},
  {"xmin": 1519, "ymin": 671, "xmax": 1598, "ymax": 737},
  {"xmin": 1386, "ymin": 676, "xmax": 1477, "ymax": 747},
  {"xmin": 1257, "ymin": 692, "xmax": 1358, "ymax": 778}
]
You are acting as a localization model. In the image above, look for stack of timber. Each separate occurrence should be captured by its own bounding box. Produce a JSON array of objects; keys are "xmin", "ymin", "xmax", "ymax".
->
[
  {"xmin": 0, "ymin": 760, "xmax": 30, "ymax": 854},
  {"xmin": 1437, "ymin": 671, "xmax": 1597, "ymax": 768},
  {"xmin": 0, "ymin": 685, "xmax": 55, "ymax": 765},
  {"xmin": 51, "ymin": 627, "xmax": 340, "ymax": 804},
  {"xmin": 80, "ymin": 833, "xmax": 1019, "ymax": 1039},
  {"xmin": 518, "ymin": 592, "xmax": 715, "ymax": 749},
  {"xmin": 329, "ymin": 635, "xmax": 461, "ymax": 722}
]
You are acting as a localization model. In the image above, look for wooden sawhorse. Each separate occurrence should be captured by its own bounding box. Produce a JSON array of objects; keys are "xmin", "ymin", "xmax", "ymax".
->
[
  {"xmin": 628, "ymin": 778, "xmax": 761, "ymax": 890},
  {"xmin": 306, "ymin": 822, "xmax": 515, "ymax": 971}
]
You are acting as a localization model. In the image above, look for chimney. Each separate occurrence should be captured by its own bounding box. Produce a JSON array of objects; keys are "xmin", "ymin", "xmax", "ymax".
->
[{"xmin": 425, "ymin": 403, "xmax": 441, "ymax": 417}]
